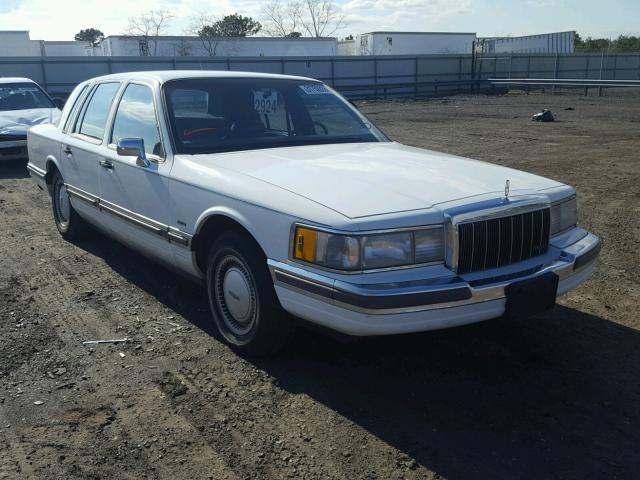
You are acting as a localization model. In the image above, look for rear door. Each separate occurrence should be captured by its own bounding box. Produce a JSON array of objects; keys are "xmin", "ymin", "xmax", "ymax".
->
[
  {"xmin": 63, "ymin": 81, "xmax": 121, "ymax": 219},
  {"xmin": 97, "ymin": 81, "xmax": 175, "ymax": 265}
]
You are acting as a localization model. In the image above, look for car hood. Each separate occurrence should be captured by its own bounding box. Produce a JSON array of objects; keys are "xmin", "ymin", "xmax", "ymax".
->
[
  {"xmin": 204, "ymin": 142, "xmax": 563, "ymax": 219},
  {"xmin": 0, "ymin": 108, "xmax": 61, "ymax": 136}
]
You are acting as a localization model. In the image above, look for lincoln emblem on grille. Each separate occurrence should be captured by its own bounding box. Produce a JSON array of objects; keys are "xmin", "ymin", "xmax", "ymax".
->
[{"xmin": 504, "ymin": 179, "xmax": 510, "ymax": 199}]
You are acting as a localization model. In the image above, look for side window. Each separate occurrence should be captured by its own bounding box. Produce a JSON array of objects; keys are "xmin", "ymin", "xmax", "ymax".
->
[
  {"xmin": 111, "ymin": 84, "xmax": 163, "ymax": 158},
  {"xmin": 76, "ymin": 82, "xmax": 120, "ymax": 140},
  {"xmin": 62, "ymin": 84, "xmax": 88, "ymax": 133}
]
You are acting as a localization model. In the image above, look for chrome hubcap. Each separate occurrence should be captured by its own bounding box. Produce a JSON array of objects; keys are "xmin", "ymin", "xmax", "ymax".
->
[
  {"xmin": 214, "ymin": 255, "xmax": 257, "ymax": 336},
  {"xmin": 55, "ymin": 180, "xmax": 70, "ymax": 225},
  {"xmin": 223, "ymin": 267, "xmax": 252, "ymax": 323}
]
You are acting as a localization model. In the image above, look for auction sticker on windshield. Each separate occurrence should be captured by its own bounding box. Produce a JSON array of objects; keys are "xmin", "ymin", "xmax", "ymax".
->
[
  {"xmin": 253, "ymin": 89, "xmax": 278, "ymax": 114},
  {"xmin": 300, "ymin": 84, "xmax": 331, "ymax": 95}
]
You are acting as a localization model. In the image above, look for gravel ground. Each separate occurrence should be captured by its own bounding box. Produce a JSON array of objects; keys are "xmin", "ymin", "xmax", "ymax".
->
[{"xmin": 1, "ymin": 92, "xmax": 639, "ymax": 480}]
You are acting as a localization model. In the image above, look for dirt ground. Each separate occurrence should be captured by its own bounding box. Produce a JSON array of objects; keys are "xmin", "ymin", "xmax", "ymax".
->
[{"xmin": 1, "ymin": 92, "xmax": 639, "ymax": 480}]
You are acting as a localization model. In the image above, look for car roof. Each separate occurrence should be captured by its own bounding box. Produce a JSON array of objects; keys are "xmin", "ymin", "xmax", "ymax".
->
[
  {"xmin": 0, "ymin": 77, "xmax": 37, "ymax": 84},
  {"xmin": 86, "ymin": 70, "xmax": 318, "ymax": 84}
]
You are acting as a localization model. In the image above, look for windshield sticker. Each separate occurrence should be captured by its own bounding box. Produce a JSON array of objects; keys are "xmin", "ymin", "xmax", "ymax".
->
[
  {"xmin": 253, "ymin": 89, "xmax": 278, "ymax": 114},
  {"xmin": 300, "ymin": 84, "xmax": 331, "ymax": 95}
]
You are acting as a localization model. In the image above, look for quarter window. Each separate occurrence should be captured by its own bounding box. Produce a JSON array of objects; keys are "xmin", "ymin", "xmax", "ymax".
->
[
  {"xmin": 111, "ymin": 84, "xmax": 163, "ymax": 158},
  {"xmin": 76, "ymin": 82, "xmax": 120, "ymax": 140},
  {"xmin": 63, "ymin": 84, "xmax": 88, "ymax": 133}
]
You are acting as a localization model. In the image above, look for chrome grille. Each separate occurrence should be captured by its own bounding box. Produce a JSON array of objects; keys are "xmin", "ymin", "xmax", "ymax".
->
[{"xmin": 457, "ymin": 208, "xmax": 550, "ymax": 274}]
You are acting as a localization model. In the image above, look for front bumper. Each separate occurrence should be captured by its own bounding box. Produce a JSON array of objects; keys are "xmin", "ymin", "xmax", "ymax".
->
[
  {"xmin": 0, "ymin": 139, "xmax": 28, "ymax": 160},
  {"xmin": 269, "ymin": 229, "xmax": 601, "ymax": 336}
]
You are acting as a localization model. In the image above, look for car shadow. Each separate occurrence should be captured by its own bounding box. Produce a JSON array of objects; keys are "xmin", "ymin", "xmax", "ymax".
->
[
  {"xmin": 75, "ymin": 233, "xmax": 640, "ymax": 480},
  {"xmin": 0, "ymin": 159, "xmax": 30, "ymax": 179}
]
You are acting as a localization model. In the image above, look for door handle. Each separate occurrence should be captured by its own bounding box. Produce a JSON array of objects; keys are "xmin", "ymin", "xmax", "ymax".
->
[
  {"xmin": 63, "ymin": 145, "xmax": 72, "ymax": 155},
  {"xmin": 99, "ymin": 159, "xmax": 114, "ymax": 170}
]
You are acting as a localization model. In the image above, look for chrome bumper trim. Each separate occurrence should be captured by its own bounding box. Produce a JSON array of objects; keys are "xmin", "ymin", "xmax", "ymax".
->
[{"xmin": 269, "ymin": 232, "xmax": 601, "ymax": 315}]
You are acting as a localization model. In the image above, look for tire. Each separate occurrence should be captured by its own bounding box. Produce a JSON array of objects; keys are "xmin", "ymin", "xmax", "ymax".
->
[
  {"xmin": 51, "ymin": 170, "xmax": 87, "ymax": 240},
  {"xmin": 206, "ymin": 230, "xmax": 293, "ymax": 356}
]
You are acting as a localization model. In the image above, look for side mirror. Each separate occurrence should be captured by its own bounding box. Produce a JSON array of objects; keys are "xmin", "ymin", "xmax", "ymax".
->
[
  {"xmin": 117, "ymin": 138, "xmax": 149, "ymax": 167},
  {"xmin": 52, "ymin": 97, "xmax": 66, "ymax": 110}
]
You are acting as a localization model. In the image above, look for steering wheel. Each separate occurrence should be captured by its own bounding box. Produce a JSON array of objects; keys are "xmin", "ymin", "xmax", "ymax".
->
[{"xmin": 313, "ymin": 121, "xmax": 329, "ymax": 135}]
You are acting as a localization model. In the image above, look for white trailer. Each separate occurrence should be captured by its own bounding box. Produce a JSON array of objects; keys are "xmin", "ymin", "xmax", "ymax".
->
[
  {"xmin": 354, "ymin": 32, "xmax": 476, "ymax": 55},
  {"xmin": 479, "ymin": 31, "xmax": 575, "ymax": 54},
  {"xmin": 96, "ymin": 36, "xmax": 337, "ymax": 57}
]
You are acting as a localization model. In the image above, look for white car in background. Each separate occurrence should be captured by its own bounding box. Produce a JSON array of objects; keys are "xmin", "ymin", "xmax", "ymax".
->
[
  {"xmin": 0, "ymin": 77, "xmax": 62, "ymax": 161},
  {"xmin": 26, "ymin": 71, "xmax": 601, "ymax": 355}
]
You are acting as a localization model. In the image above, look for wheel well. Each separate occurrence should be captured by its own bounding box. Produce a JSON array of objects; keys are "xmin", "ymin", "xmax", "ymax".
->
[
  {"xmin": 44, "ymin": 161, "xmax": 59, "ymax": 195},
  {"xmin": 193, "ymin": 215, "xmax": 262, "ymax": 275}
]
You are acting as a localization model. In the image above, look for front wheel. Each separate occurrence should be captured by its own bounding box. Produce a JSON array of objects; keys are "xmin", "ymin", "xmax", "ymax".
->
[
  {"xmin": 206, "ymin": 230, "xmax": 293, "ymax": 355},
  {"xmin": 51, "ymin": 170, "xmax": 87, "ymax": 240}
]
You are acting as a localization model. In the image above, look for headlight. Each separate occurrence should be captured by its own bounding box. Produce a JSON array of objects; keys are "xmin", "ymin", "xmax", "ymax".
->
[
  {"xmin": 293, "ymin": 225, "xmax": 444, "ymax": 271},
  {"xmin": 362, "ymin": 232, "xmax": 413, "ymax": 269},
  {"xmin": 550, "ymin": 196, "xmax": 577, "ymax": 236}
]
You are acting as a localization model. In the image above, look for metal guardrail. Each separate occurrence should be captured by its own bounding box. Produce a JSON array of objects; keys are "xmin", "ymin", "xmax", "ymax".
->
[
  {"xmin": 488, "ymin": 78, "xmax": 640, "ymax": 87},
  {"xmin": 337, "ymin": 79, "xmax": 483, "ymax": 99},
  {"xmin": 487, "ymin": 78, "xmax": 640, "ymax": 95}
]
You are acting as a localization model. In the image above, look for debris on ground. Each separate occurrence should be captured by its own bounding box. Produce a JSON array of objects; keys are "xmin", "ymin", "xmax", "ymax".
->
[
  {"xmin": 532, "ymin": 109, "xmax": 555, "ymax": 122},
  {"xmin": 82, "ymin": 338, "xmax": 129, "ymax": 345}
]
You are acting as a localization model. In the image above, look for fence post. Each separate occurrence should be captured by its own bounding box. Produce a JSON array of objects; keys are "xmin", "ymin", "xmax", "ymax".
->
[
  {"xmin": 40, "ymin": 57, "xmax": 48, "ymax": 92},
  {"xmin": 526, "ymin": 55, "xmax": 531, "ymax": 78},
  {"xmin": 107, "ymin": 57, "xmax": 112, "ymax": 73},
  {"xmin": 414, "ymin": 56, "xmax": 418, "ymax": 97},
  {"xmin": 458, "ymin": 55, "xmax": 462, "ymax": 94},
  {"xmin": 280, "ymin": 57, "xmax": 285, "ymax": 74},
  {"xmin": 373, "ymin": 56, "xmax": 378, "ymax": 99},
  {"xmin": 552, "ymin": 54, "xmax": 559, "ymax": 94},
  {"xmin": 612, "ymin": 54, "xmax": 618, "ymax": 80},
  {"xmin": 330, "ymin": 57, "xmax": 335, "ymax": 87},
  {"xmin": 584, "ymin": 55, "xmax": 590, "ymax": 79}
]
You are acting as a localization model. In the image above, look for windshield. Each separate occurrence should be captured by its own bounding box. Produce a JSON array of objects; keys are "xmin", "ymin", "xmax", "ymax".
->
[
  {"xmin": 164, "ymin": 78, "xmax": 388, "ymax": 154},
  {"xmin": 0, "ymin": 82, "xmax": 55, "ymax": 111}
]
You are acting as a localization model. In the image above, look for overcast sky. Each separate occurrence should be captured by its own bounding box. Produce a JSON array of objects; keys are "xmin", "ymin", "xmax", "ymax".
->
[{"xmin": 0, "ymin": 0, "xmax": 637, "ymax": 41}]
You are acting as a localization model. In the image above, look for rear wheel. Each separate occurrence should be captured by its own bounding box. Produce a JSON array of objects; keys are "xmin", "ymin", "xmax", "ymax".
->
[
  {"xmin": 51, "ymin": 170, "xmax": 87, "ymax": 240},
  {"xmin": 206, "ymin": 230, "xmax": 293, "ymax": 355}
]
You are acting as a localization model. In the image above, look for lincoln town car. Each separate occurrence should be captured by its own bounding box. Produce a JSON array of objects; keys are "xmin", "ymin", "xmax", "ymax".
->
[{"xmin": 26, "ymin": 71, "xmax": 601, "ymax": 354}]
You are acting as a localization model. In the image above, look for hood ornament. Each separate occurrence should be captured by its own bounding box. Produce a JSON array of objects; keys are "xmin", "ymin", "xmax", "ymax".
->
[{"xmin": 504, "ymin": 179, "xmax": 510, "ymax": 199}]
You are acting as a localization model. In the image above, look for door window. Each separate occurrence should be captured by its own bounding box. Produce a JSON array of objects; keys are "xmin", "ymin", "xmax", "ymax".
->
[
  {"xmin": 111, "ymin": 83, "xmax": 163, "ymax": 158},
  {"xmin": 76, "ymin": 82, "xmax": 120, "ymax": 140}
]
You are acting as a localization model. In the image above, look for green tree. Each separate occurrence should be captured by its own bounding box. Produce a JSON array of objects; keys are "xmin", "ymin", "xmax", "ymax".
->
[
  {"xmin": 211, "ymin": 13, "xmax": 262, "ymax": 37},
  {"xmin": 74, "ymin": 28, "xmax": 104, "ymax": 45},
  {"xmin": 575, "ymin": 32, "xmax": 640, "ymax": 52}
]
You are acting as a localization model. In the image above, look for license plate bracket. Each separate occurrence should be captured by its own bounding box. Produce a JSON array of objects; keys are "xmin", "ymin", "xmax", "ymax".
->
[{"xmin": 505, "ymin": 272, "xmax": 559, "ymax": 319}]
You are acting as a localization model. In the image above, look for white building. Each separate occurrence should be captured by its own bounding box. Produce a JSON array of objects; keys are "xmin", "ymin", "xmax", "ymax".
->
[
  {"xmin": 478, "ymin": 31, "xmax": 575, "ymax": 54},
  {"xmin": 94, "ymin": 35, "xmax": 337, "ymax": 57},
  {"xmin": 337, "ymin": 40, "xmax": 356, "ymax": 56},
  {"xmin": 354, "ymin": 32, "xmax": 477, "ymax": 55},
  {"xmin": 0, "ymin": 31, "xmax": 43, "ymax": 56},
  {"xmin": 0, "ymin": 31, "xmax": 337, "ymax": 57}
]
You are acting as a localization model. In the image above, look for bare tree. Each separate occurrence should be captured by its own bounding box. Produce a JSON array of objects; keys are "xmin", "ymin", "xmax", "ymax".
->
[
  {"xmin": 298, "ymin": 0, "xmax": 345, "ymax": 37},
  {"xmin": 188, "ymin": 12, "xmax": 220, "ymax": 56},
  {"xmin": 261, "ymin": 0, "xmax": 302, "ymax": 37},
  {"xmin": 123, "ymin": 9, "xmax": 173, "ymax": 56}
]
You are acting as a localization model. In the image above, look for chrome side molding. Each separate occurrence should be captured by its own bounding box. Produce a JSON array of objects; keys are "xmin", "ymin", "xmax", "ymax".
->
[{"xmin": 65, "ymin": 182, "xmax": 192, "ymax": 248}]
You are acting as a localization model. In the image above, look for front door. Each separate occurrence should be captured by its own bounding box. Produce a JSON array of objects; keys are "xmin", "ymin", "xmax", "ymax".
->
[{"xmin": 97, "ymin": 82, "xmax": 175, "ymax": 266}]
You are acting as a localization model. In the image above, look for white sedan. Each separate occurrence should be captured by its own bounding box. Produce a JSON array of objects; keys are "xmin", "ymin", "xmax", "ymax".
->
[
  {"xmin": 27, "ymin": 71, "xmax": 601, "ymax": 354},
  {"xmin": 1, "ymin": 77, "xmax": 61, "ymax": 161}
]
